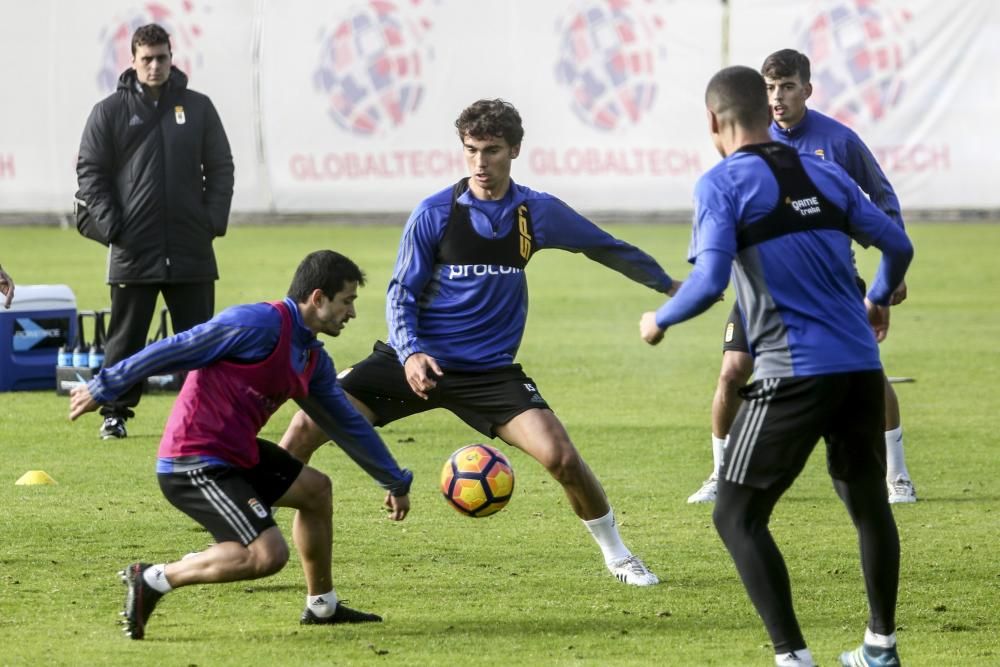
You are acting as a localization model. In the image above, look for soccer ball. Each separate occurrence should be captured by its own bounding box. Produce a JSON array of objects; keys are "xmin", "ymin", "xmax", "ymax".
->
[{"xmin": 440, "ymin": 444, "xmax": 515, "ymax": 517}]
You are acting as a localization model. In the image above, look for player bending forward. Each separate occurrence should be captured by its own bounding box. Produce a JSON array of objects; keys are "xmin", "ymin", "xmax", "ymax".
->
[{"xmin": 69, "ymin": 250, "xmax": 412, "ymax": 639}]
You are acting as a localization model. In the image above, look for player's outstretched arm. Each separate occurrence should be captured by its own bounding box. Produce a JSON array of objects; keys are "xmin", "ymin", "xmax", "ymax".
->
[
  {"xmin": 646, "ymin": 249, "xmax": 732, "ymax": 339},
  {"xmin": 295, "ymin": 385, "xmax": 414, "ymax": 509}
]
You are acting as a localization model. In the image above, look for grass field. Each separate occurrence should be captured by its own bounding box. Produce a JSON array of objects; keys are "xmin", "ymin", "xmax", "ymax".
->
[{"xmin": 1, "ymin": 222, "xmax": 998, "ymax": 666}]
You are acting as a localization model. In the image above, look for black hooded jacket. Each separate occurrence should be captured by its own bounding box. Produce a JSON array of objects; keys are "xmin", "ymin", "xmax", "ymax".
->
[{"xmin": 76, "ymin": 66, "xmax": 234, "ymax": 284}]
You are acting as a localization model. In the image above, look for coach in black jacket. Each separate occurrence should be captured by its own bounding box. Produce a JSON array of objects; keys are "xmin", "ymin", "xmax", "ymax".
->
[{"xmin": 76, "ymin": 23, "xmax": 234, "ymax": 440}]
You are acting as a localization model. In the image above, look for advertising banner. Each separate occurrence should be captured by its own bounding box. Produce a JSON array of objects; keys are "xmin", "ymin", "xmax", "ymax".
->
[
  {"xmin": 0, "ymin": 0, "xmax": 265, "ymax": 212},
  {"xmin": 1, "ymin": 0, "xmax": 998, "ymax": 214},
  {"xmin": 260, "ymin": 0, "xmax": 723, "ymax": 212},
  {"xmin": 730, "ymin": 0, "xmax": 1000, "ymax": 209}
]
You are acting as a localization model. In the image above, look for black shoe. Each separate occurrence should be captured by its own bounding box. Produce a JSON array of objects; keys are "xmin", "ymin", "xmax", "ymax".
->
[
  {"xmin": 300, "ymin": 602, "xmax": 382, "ymax": 624},
  {"xmin": 119, "ymin": 562, "xmax": 163, "ymax": 639},
  {"xmin": 100, "ymin": 417, "xmax": 128, "ymax": 440}
]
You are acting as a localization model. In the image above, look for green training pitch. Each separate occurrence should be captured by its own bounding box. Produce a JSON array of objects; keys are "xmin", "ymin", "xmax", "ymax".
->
[{"xmin": 1, "ymin": 222, "xmax": 997, "ymax": 666}]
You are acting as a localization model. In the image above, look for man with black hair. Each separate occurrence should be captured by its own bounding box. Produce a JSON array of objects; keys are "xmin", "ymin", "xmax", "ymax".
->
[
  {"xmin": 76, "ymin": 23, "xmax": 234, "ymax": 440},
  {"xmin": 69, "ymin": 250, "xmax": 412, "ymax": 640},
  {"xmin": 688, "ymin": 48, "xmax": 917, "ymax": 506},
  {"xmin": 280, "ymin": 99, "xmax": 680, "ymax": 587},
  {"xmin": 640, "ymin": 66, "xmax": 911, "ymax": 667}
]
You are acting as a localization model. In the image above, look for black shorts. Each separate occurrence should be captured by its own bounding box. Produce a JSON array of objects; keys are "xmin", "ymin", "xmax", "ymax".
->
[
  {"xmin": 720, "ymin": 370, "xmax": 885, "ymax": 489},
  {"xmin": 721, "ymin": 276, "xmax": 868, "ymax": 354},
  {"xmin": 338, "ymin": 341, "xmax": 551, "ymax": 438},
  {"xmin": 158, "ymin": 438, "xmax": 303, "ymax": 546}
]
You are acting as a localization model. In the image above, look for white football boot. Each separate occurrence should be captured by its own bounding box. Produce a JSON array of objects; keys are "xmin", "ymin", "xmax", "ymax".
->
[
  {"xmin": 687, "ymin": 473, "xmax": 719, "ymax": 504},
  {"xmin": 608, "ymin": 555, "xmax": 660, "ymax": 586},
  {"xmin": 887, "ymin": 475, "xmax": 917, "ymax": 504}
]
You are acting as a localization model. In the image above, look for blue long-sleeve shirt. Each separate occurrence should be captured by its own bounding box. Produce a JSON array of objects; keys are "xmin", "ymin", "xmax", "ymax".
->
[
  {"xmin": 87, "ymin": 297, "xmax": 412, "ymax": 495},
  {"xmin": 656, "ymin": 144, "xmax": 913, "ymax": 379},
  {"xmin": 771, "ymin": 109, "xmax": 904, "ymax": 228},
  {"xmin": 387, "ymin": 180, "xmax": 675, "ymax": 370}
]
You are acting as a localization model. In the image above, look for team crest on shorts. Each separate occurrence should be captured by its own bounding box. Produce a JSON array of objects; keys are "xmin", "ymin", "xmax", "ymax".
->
[
  {"xmin": 725, "ymin": 322, "xmax": 735, "ymax": 343},
  {"xmin": 248, "ymin": 498, "xmax": 269, "ymax": 519}
]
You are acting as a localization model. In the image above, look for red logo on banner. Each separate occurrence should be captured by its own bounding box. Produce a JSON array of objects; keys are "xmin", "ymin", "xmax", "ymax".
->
[
  {"xmin": 797, "ymin": 0, "xmax": 915, "ymax": 126},
  {"xmin": 874, "ymin": 144, "xmax": 950, "ymax": 173},
  {"xmin": 0, "ymin": 154, "xmax": 15, "ymax": 180},
  {"xmin": 314, "ymin": 0, "xmax": 435, "ymax": 136},
  {"xmin": 290, "ymin": 149, "xmax": 464, "ymax": 181},
  {"xmin": 554, "ymin": 0, "xmax": 668, "ymax": 132},
  {"xmin": 528, "ymin": 146, "xmax": 701, "ymax": 177}
]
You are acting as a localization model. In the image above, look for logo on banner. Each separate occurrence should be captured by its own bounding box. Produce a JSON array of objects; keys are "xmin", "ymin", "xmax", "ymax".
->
[
  {"xmin": 553, "ymin": 0, "xmax": 667, "ymax": 132},
  {"xmin": 796, "ymin": 0, "xmax": 915, "ymax": 127},
  {"xmin": 96, "ymin": 2, "xmax": 207, "ymax": 94},
  {"xmin": 314, "ymin": 0, "xmax": 436, "ymax": 136}
]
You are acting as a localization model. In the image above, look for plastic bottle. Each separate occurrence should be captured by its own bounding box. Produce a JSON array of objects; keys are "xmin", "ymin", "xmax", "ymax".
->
[
  {"xmin": 57, "ymin": 337, "xmax": 73, "ymax": 368},
  {"xmin": 88, "ymin": 310, "xmax": 106, "ymax": 370},
  {"xmin": 72, "ymin": 312, "xmax": 90, "ymax": 368}
]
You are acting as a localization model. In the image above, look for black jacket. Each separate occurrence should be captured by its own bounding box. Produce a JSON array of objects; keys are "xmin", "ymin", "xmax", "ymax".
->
[{"xmin": 76, "ymin": 67, "xmax": 234, "ymax": 284}]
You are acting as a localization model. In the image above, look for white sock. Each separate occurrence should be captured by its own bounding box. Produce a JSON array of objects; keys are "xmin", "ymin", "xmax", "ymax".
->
[
  {"xmin": 711, "ymin": 434, "xmax": 727, "ymax": 476},
  {"xmin": 142, "ymin": 564, "xmax": 173, "ymax": 593},
  {"xmin": 884, "ymin": 426, "xmax": 910, "ymax": 480},
  {"xmin": 582, "ymin": 509, "xmax": 631, "ymax": 564},
  {"xmin": 775, "ymin": 648, "xmax": 814, "ymax": 666},
  {"xmin": 865, "ymin": 627, "xmax": 896, "ymax": 648},
  {"xmin": 307, "ymin": 590, "xmax": 339, "ymax": 618}
]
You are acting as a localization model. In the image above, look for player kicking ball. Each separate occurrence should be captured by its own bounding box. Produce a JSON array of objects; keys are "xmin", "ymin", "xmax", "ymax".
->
[{"xmin": 279, "ymin": 99, "xmax": 681, "ymax": 587}]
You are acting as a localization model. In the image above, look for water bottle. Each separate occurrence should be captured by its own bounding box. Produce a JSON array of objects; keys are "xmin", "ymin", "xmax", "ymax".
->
[
  {"xmin": 56, "ymin": 343, "xmax": 72, "ymax": 368},
  {"xmin": 57, "ymin": 320, "xmax": 73, "ymax": 368},
  {"xmin": 147, "ymin": 374, "xmax": 174, "ymax": 388},
  {"xmin": 88, "ymin": 310, "xmax": 106, "ymax": 370},
  {"xmin": 72, "ymin": 312, "xmax": 89, "ymax": 368}
]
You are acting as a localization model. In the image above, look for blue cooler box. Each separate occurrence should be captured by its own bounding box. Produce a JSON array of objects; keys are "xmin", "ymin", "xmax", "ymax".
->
[{"xmin": 0, "ymin": 285, "xmax": 77, "ymax": 391}]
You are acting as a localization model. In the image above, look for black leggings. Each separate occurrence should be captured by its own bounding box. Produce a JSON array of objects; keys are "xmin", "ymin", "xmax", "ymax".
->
[{"xmin": 713, "ymin": 468, "xmax": 899, "ymax": 653}]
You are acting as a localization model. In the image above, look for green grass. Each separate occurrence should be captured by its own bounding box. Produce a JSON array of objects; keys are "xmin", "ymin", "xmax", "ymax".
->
[{"xmin": 1, "ymin": 222, "xmax": 998, "ymax": 666}]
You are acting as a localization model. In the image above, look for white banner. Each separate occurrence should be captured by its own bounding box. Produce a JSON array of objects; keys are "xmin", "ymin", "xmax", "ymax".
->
[
  {"xmin": 729, "ymin": 0, "xmax": 1000, "ymax": 209},
  {"xmin": 0, "ymin": 0, "xmax": 266, "ymax": 212},
  {"xmin": 260, "ymin": 0, "xmax": 723, "ymax": 212},
  {"xmin": 1, "ymin": 0, "xmax": 998, "ymax": 213},
  {"xmin": 0, "ymin": 1, "xmax": 70, "ymax": 210}
]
